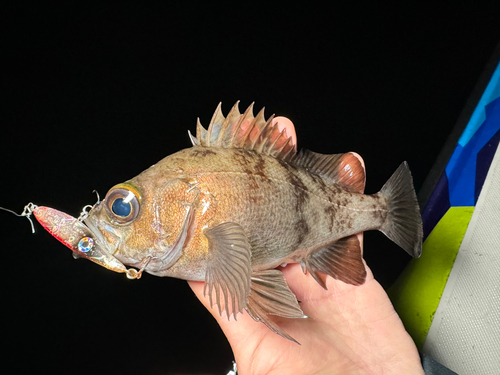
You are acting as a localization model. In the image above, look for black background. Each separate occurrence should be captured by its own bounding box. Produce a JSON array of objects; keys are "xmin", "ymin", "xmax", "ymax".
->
[{"xmin": 2, "ymin": 3, "xmax": 499, "ymax": 374}]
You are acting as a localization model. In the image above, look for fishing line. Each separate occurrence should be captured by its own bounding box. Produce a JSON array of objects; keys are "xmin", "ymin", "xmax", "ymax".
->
[{"xmin": 0, "ymin": 202, "xmax": 38, "ymax": 233}]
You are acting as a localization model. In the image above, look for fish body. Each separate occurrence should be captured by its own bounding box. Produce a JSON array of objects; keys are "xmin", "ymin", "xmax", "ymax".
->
[
  {"xmin": 33, "ymin": 102, "xmax": 423, "ymax": 341},
  {"xmin": 96, "ymin": 147, "xmax": 384, "ymax": 277}
]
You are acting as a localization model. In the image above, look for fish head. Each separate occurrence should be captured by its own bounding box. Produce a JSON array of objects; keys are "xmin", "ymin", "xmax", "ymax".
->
[
  {"xmin": 85, "ymin": 180, "xmax": 159, "ymax": 268},
  {"xmin": 84, "ymin": 182, "xmax": 145, "ymax": 266},
  {"xmin": 84, "ymin": 171, "xmax": 199, "ymax": 273}
]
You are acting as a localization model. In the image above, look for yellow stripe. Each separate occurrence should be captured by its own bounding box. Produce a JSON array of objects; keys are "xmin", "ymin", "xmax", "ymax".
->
[{"xmin": 388, "ymin": 206, "xmax": 474, "ymax": 348}]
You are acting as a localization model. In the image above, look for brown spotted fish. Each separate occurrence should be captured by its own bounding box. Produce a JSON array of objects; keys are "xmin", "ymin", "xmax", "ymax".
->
[{"xmin": 31, "ymin": 102, "xmax": 423, "ymax": 342}]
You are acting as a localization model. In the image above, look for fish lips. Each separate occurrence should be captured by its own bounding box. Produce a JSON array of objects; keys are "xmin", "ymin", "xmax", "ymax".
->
[{"xmin": 33, "ymin": 206, "xmax": 127, "ymax": 274}]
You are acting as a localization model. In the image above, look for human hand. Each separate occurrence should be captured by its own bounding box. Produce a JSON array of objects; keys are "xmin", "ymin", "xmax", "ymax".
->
[{"xmin": 189, "ymin": 234, "xmax": 424, "ymax": 375}]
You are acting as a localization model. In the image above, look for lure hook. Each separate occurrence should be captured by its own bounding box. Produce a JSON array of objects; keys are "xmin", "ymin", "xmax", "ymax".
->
[
  {"xmin": 0, "ymin": 202, "xmax": 38, "ymax": 234},
  {"xmin": 125, "ymin": 256, "xmax": 152, "ymax": 280},
  {"xmin": 92, "ymin": 190, "xmax": 101, "ymax": 205},
  {"xmin": 78, "ymin": 190, "xmax": 101, "ymax": 222}
]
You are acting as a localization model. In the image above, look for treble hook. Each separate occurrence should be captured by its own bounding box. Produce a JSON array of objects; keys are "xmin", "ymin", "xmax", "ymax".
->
[{"xmin": 78, "ymin": 190, "xmax": 101, "ymax": 222}]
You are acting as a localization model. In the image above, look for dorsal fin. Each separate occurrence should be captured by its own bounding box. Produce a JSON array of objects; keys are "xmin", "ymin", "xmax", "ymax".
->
[
  {"xmin": 188, "ymin": 102, "xmax": 297, "ymax": 162},
  {"xmin": 294, "ymin": 149, "xmax": 366, "ymax": 193}
]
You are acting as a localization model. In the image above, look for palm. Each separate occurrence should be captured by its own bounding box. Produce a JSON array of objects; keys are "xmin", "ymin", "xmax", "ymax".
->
[{"xmin": 189, "ymin": 261, "xmax": 423, "ymax": 375}]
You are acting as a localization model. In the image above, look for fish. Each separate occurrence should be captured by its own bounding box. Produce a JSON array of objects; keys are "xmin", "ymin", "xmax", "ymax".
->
[{"xmin": 27, "ymin": 102, "xmax": 423, "ymax": 342}]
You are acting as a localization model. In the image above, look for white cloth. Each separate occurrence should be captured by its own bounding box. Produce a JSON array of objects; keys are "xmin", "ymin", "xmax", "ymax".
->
[{"xmin": 423, "ymin": 142, "xmax": 500, "ymax": 374}]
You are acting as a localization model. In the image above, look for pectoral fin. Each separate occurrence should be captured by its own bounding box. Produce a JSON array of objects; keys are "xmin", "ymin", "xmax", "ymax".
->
[
  {"xmin": 204, "ymin": 222, "xmax": 252, "ymax": 319},
  {"xmin": 246, "ymin": 269, "xmax": 305, "ymax": 344},
  {"xmin": 301, "ymin": 235, "xmax": 367, "ymax": 288}
]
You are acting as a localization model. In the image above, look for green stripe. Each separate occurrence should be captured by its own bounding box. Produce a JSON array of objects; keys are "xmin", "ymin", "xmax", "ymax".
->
[{"xmin": 388, "ymin": 206, "xmax": 474, "ymax": 348}]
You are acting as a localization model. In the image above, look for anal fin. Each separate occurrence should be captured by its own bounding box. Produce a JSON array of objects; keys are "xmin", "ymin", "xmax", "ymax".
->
[
  {"xmin": 301, "ymin": 235, "xmax": 367, "ymax": 288},
  {"xmin": 246, "ymin": 269, "xmax": 305, "ymax": 344}
]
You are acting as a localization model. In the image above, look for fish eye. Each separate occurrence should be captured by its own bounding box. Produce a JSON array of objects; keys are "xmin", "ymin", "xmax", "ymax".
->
[
  {"xmin": 104, "ymin": 183, "xmax": 141, "ymax": 224},
  {"xmin": 112, "ymin": 198, "xmax": 132, "ymax": 217}
]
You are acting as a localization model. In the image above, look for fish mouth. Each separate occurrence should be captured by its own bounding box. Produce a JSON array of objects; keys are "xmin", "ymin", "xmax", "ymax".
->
[{"xmin": 33, "ymin": 205, "xmax": 144, "ymax": 279}]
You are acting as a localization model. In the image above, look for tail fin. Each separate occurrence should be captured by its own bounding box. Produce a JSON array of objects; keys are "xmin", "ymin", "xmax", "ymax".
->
[{"xmin": 379, "ymin": 162, "xmax": 423, "ymax": 257}]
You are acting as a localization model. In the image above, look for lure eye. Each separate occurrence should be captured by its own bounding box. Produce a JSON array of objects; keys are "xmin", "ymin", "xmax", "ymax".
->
[
  {"xmin": 78, "ymin": 237, "xmax": 94, "ymax": 253},
  {"xmin": 104, "ymin": 184, "xmax": 141, "ymax": 225}
]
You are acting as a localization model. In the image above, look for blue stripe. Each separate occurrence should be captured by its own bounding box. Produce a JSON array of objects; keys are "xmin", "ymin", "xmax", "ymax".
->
[{"xmin": 458, "ymin": 62, "xmax": 500, "ymax": 147}]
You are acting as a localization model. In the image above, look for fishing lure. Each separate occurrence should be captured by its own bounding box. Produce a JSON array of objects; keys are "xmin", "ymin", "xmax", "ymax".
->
[{"xmin": 2, "ymin": 201, "xmax": 146, "ymax": 279}]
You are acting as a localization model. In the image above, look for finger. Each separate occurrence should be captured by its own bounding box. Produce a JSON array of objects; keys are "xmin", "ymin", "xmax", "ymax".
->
[{"xmin": 350, "ymin": 152, "xmax": 365, "ymax": 170}]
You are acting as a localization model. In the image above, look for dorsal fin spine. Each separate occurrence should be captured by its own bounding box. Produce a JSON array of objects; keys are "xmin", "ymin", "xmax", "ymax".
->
[
  {"xmin": 217, "ymin": 101, "xmax": 241, "ymax": 147},
  {"xmin": 196, "ymin": 118, "xmax": 208, "ymax": 146},
  {"xmin": 262, "ymin": 122, "xmax": 281, "ymax": 154},
  {"xmin": 241, "ymin": 115, "xmax": 258, "ymax": 148},
  {"xmin": 277, "ymin": 137, "xmax": 294, "ymax": 161},
  {"xmin": 228, "ymin": 107, "xmax": 244, "ymax": 145},
  {"xmin": 206, "ymin": 102, "xmax": 219, "ymax": 143},
  {"xmin": 271, "ymin": 134, "xmax": 290, "ymax": 158},
  {"xmin": 267, "ymin": 126, "xmax": 283, "ymax": 150},
  {"xmin": 234, "ymin": 103, "xmax": 255, "ymax": 147},
  {"xmin": 188, "ymin": 130, "xmax": 199, "ymax": 146},
  {"xmin": 271, "ymin": 128, "xmax": 289, "ymax": 152},
  {"xmin": 207, "ymin": 102, "xmax": 225, "ymax": 146},
  {"xmin": 254, "ymin": 115, "xmax": 276, "ymax": 153},
  {"xmin": 245, "ymin": 106, "xmax": 266, "ymax": 149},
  {"xmin": 281, "ymin": 139, "xmax": 295, "ymax": 161}
]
